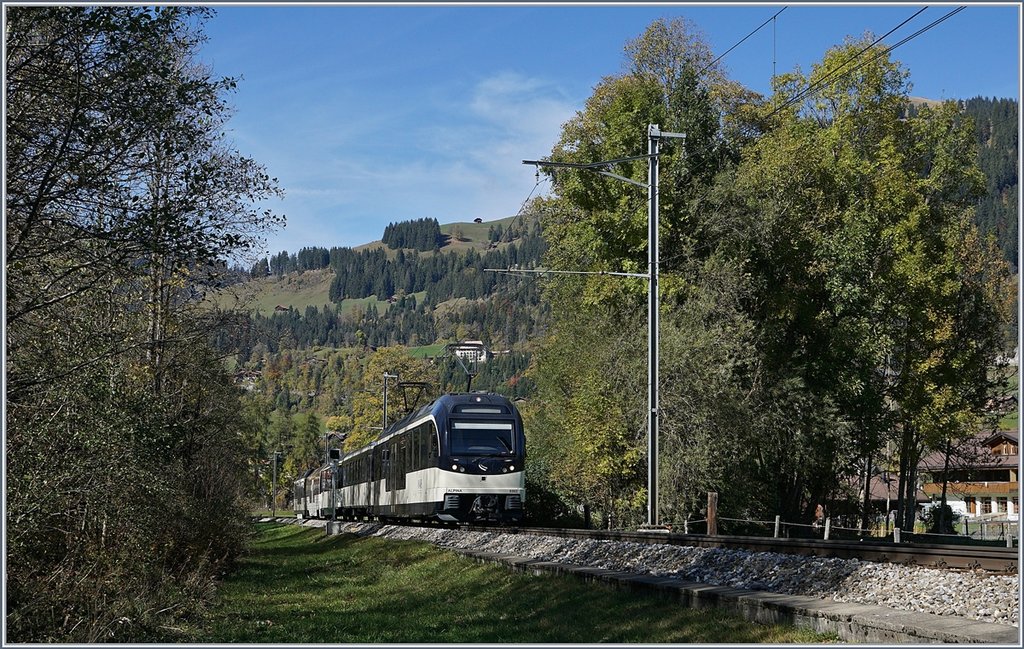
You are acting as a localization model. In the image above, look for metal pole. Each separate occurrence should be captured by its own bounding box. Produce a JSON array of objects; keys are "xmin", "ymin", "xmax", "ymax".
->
[
  {"xmin": 330, "ymin": 459, "xmax": 337, "ymax": 529},
  {"xmin": 271, "ymin": 451, "xmax": 277, "ymax": 517},
  {"xmin": 324, "ymin": 432, "xmax": 330, "ymax": 532},
  {"xmin": 522, "ymin": 126, "xmax": 682, "ymax": 530},
  {"xmin": 382, "ymin": 373, "xmax": 398, "ymax": 431},
  {"xmin": 647, "ymin": 124, "xmax": 660, "ymax": 527}
]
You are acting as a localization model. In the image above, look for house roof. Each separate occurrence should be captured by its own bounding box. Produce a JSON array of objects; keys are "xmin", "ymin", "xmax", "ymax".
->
[
  {"xmin": 918, "ymin": 430, "xmax": 1019, "ymax": 471},
  {"xmin": 858, "ymin": 473, "xmax": 929, "ymax": 503}
]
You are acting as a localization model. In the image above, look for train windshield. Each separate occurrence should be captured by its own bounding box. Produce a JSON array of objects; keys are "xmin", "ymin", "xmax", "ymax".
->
[{"xmin": 449, "ymin": 421, "xmax": 515, "ymax": 456}]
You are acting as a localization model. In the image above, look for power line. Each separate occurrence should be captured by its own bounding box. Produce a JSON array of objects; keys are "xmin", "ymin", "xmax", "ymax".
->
[
  {"xmin": 837, "ymin": 6, "xmax": 968, "ymax": 92},
  {"xmin": 500, "ymin": 173, "xmax": 547, "ymax": 244},
  {"xmin": 698, "ymin": 6, "xmax": 788, "ymax": 78},
  {"xmin": 766, "ymin": 5, "xmax": 930, "ymax": 119}
]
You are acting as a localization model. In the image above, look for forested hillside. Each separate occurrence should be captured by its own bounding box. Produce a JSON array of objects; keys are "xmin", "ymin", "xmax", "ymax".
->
[
  {"xmin": 963, "ymin": 97, "xmax": 1018, "ymax": 268},
  {"xmin": 222, "ymin": 213, "xmax": 547, "ymax": 353}
]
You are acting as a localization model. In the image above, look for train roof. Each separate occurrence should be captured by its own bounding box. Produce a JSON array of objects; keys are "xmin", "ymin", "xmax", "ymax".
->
[
  {"xmin": 333, "ymin": 393, "xmax": 520, "ymax": 461},
  {"xmin": 377, "ymin": 392, "xmax": 517, "ymax": 441}
]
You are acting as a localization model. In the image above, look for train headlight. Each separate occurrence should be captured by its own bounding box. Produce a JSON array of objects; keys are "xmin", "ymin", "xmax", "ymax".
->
[
  {"xmin": 459, "ymin": 467, "xmax": 466, "ymax": 473},
  {"xmin": 451, "ymin": 464, "xmax": 458, "ymax": 471},
  {"xmin": 501, "ymin": 467, "xmax": 507, "ymax": 473},
  {"xmin": 509, "ymin": 465, "xmax": 515, "ymax": 472}
]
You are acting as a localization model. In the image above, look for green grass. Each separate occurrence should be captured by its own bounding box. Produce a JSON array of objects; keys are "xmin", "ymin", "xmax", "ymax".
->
[
  {"xmin": 408, "ymin": 343, "xmax": 446, "ymax": 359},
  {"xmin": 440, "ymin": 215, "xmax": 517, "ymax": 245},
  {"xmin": 251, "ymin": 509, "xmax": 296, "ymax": 518},
  {"xmin": 213, "ymin": 268, "xmax": 335, "ymax": 316},
  {"xmin": 998, "ymin": 373, "xmax": 1018, "ymax": 431},
  {"xmin": 199, "ymin": 523, "xmax": 838, "ymax": 644}
]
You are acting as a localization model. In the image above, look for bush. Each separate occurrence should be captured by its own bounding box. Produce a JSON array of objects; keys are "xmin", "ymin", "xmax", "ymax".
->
[{"xmin": 920, "ymin": 503, "xmax": 962, "ymax": 535}]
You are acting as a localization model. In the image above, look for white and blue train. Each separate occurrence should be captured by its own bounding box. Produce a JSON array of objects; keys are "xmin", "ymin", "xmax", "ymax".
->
[{"xmin": 293, "ymin": 393, "xmax": 525, "ymax": 524}]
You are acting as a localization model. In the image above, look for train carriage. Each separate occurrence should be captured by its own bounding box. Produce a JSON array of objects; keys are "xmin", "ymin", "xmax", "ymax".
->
[
  {"xmin": 296, "ymin": 392, "xmax": 525, "ymax": 524},
  {"xmin": 292, "ymin": 468, "xmax": 316, "ymax": 519}
]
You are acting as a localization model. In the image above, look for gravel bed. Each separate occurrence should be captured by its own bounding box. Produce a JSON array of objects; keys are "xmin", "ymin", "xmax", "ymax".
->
[{"xmin": 327, "ymin": 521, "xmax": 1020, "ymax": 628}]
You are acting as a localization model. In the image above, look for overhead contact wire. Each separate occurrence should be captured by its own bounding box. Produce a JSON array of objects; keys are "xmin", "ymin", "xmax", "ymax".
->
[
  {"xmin": 767, "ymin": 5, "xmax": 930, "ymax": 119},
  {"xmin": 698, "ymin": 6, "xmax": 788, "ymax": 78}
]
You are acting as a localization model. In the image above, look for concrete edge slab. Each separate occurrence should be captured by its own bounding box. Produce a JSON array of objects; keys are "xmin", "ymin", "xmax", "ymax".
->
[{"xmin": 452, "ymin": 547, "xmax": 1021, "ymax": 645}]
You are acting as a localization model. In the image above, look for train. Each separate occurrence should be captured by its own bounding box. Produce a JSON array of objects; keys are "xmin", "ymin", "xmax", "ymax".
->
[{"xmin": 293, "ymin": 392, "xmax": 526, "ymax": 524}]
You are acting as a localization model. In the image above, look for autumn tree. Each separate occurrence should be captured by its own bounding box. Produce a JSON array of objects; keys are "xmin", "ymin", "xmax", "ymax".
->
[
  {"xmin": 344, "ymin": 346, "xmax": 436, "ymax": 450},
  {"xmin": 731, "ymin": 36, "xmax": 1013, "ymax": 528},
  {"xmin": 530, "ymin": 22, "xmax": 1013, "ymax": 533},
  {"xmin": 5, "ymin": 6, "xmax": 282, "ymax": 641},
  {"xmin": 528, "ymin": 17, "xmax": 745, "ymax": 528}
]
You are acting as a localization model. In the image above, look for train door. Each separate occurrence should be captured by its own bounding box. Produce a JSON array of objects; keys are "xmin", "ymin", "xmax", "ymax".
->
[
  {"xmin": 374, "ymin": 442, "xmax": 385, "ymax": 513},
  {"xmin": 364, "ymin": 453, "xmax": 373, "ymax": 514},
  {"xmin": 385, "ymin": 439, "xmax": 399, "ymax": 513},
  {"xmin": 396, "ymin": 435, "xmax": 407, "ymax": 491}
]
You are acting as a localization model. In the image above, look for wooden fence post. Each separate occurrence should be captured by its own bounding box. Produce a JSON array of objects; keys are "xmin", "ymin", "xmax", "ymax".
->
[
  {"xmin": 774, "ymin": 515, "xmax": 781, "ymax": 538},
  {"xmin": 824, "ymin": 517, "xmax": 831, "ymax": 540},
  {"xmin": 707, "ymin": 492, "xmax": 718, "ymax": 536}
]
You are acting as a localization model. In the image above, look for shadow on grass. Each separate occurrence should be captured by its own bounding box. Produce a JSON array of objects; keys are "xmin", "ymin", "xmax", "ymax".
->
[{"xmin": 203, "ymin": 523, "xmax": 835, "ymax": 644}]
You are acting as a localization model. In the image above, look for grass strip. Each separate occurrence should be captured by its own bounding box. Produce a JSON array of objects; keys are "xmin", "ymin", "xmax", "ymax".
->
[{"xmin": 199, "ymin": 523, "xmax": 838, "ymax": 643}]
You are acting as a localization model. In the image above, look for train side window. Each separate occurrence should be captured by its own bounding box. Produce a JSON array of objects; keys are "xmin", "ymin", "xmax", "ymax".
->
[
  {"xmin": 415, "ymin": 425, "xmax": 423, "ymax": 470},
  {"xmin": 428, "ymin": 422, "xmax": 439, "ymax": 459},
  {"xmin": 412, "ymin": 427, "xmax": 420, "ymax": 470},
  {"xmin": 400, "ymin": 436, "xmax": 408, "ymax": 475},
  {"xmin": 398, "ymin": 437, "xmax": 407, "ymax": 489},
  {"xmin": 420, "ymin": 424, "xmax": 428, "ymax": 467},
  {"xmin": 424, "ymin": 426, "xmax": 430, "ymax": 467}
]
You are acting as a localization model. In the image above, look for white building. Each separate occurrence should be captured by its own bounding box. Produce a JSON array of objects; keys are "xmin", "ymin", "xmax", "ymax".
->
[{"xmin": 452, "ymin": 340, "xmax": 490, "ymax": 365}]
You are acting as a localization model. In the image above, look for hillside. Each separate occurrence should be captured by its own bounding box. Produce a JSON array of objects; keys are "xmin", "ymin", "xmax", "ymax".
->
[
  {"xmin": 221, "ymin": 214, "xmax": 531, "ymax": 317},
  {"xmin": 216, "ymin": 213, "xmax": 547, "ymax": 360},
  {"xmin": 909, "ymin": 96, "xmax": 1018, "ymax": 268},
  {"xmin": 354, "ymin": 214, "xmax": 520, "ymax": 254},
  {"xmin": 227, "ymin": 97, "xmax": 1016, "ymax": 351}
]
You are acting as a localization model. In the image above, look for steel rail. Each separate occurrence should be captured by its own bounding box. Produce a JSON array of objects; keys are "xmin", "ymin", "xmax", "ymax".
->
[
  {"xmin": 458, "ymin": 525, "xmax": 1019, "ymax": 574},
  {"xmin": 265, "ymin": 516, "xmax": 1017, "ymax": 573}
]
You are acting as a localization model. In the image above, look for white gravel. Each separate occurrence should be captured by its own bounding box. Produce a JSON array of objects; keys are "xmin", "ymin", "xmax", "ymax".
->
[{"xmin": 322, "ymin": 520, "xmax": 1020, "ymax": 628}]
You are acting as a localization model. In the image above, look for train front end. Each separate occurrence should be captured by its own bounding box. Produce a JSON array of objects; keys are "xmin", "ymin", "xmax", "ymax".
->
[{"xmin": 436, "ymin": 394, "xmax": 525, "ymax": 524}]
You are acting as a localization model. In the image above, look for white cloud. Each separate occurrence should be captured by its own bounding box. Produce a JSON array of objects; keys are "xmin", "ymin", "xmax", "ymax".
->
[
  {"xmin": 253, "ymin": 70, "xmax": 580, "ymax": 250},
  {"xmin": 469, "ymin": 71, "xmax": 576, "ymax": 139}
]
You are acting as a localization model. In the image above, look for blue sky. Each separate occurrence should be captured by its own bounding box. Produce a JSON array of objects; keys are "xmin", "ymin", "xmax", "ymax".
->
[{"xmin": 199, "ymin": 2, "xmax": 1021, "ymax": 255}]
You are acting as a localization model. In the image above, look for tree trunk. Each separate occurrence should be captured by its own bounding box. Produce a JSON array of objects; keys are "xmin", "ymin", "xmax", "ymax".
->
[
  {"xmin": 938, "ymin": 438, "xmax": 952, "ymax": 534},
  {"xmin": 903, "ymin": 455, "xmax": 919, "ymax": 531}
]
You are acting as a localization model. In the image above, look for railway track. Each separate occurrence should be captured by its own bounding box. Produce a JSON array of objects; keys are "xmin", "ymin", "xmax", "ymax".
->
[
  {"xmin": 266, "ymin": 516, "xmax": 1019, "ymax": 573},
  {"xmin": 457, "ymin": 524, "xmax": 1020, "ymax": 574}
]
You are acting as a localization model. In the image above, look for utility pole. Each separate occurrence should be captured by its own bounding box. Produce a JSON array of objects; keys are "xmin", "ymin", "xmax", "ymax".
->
[
  {"xmin": 647, "ymin": 124, "xmax": 661, "ymax": 528},
  {"xmin": 382, "ymin": 372, "xmax": 398, "ymax": 432},
  {"xmin": 271, "ymin": 450, "xmax": 280, "ymax": 517},
  {"xmin": 324, "ymin": 431, "xmax": 346, "ymax": 534},
  {"xmin": 516, "ymin": 124, "xmax": 684, "ymax": 527}
]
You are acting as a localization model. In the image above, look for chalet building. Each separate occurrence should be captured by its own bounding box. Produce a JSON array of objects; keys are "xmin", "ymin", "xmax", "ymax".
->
[{"xmin": 919, "ymin": 430, "xmax": 1019, "ymax": 522}]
